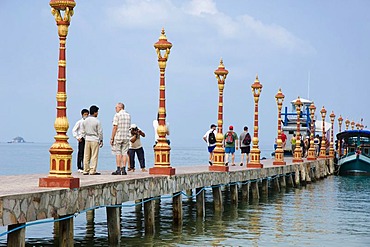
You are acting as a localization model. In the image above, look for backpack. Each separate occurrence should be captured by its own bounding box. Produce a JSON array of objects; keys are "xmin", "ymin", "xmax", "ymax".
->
[
  {"xmin": 226, "ymin": 132, "xmax": 234, "ymax": 144},
  {"xmin": 208, "ymin": 130, "xmax": 216, "ymax": 144},
  {"xmin": 242, "ymin": 133, "xmax": 251, "ymax": 145}
]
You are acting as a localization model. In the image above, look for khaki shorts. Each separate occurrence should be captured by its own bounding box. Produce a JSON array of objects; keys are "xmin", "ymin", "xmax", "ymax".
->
[{"xmin": 111, "ymin": 140, "xmax": 129, "ymax": 155}]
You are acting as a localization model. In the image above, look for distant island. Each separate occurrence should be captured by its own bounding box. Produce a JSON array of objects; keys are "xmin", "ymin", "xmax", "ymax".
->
[{"xmin": 8, "ymin": 136, "xmax": 27, "ymax": 143}]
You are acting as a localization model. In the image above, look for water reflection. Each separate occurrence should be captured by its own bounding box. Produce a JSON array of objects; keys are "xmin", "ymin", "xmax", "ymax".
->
[{"xmin": 2, "ymin": 177, "xmax": 370, "ymax": 246}]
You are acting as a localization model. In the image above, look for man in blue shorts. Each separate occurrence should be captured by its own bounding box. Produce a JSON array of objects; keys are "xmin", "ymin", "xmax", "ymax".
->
[
  {"xmin": 203, "ymin": 124, "xmax": 217, "ymax": 165},
  {"xmin": 224, "ymin": 125, "xmax": 238, "ymax": 166}
]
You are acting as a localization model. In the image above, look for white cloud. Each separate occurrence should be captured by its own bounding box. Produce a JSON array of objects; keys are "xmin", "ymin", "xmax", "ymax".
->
[
  {"xmin": 107, "ymin": 0, "xmax": 178, "ymax": 29},
  {"xmin": 183, "ymin": 0, "xmax": 218, "ymax": 16},
  {"xmin": 106, "ymin": 0, "xmax": 314, "ymax": 54}
]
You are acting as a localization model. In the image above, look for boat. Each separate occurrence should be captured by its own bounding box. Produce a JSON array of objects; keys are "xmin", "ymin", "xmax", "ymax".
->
[
  {"xmin": 272, "ymin": 97, "xmax": 331, "ymax": 156},
  {"xmin": 335, "ymin": 129, "xmax": 370, "ymax": 175}
]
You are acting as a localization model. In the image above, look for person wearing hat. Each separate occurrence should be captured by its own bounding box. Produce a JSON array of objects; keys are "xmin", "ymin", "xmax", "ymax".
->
[
  {"xmin": 203, "ymin": 124, "xmax": 217, "ymax": 165},
  {"xmin": 128, "ymin": 124, "xmax": 147, "ymax": 172},
  {"xmin": 110, "ymin": 102, "xmax": 131, "ymax": 175},
  {"xmin": 224, "ymin": 125, "xmax": 238, "ymax": 166}
]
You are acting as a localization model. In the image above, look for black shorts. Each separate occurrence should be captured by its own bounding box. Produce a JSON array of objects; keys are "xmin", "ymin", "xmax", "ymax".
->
[{"xmin": 241, "ymin": 146, "xmax": 250, "ymax": 154}]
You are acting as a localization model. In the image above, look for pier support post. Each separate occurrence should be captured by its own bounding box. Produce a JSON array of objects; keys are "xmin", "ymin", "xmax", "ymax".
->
[
  {"xmin": 186, "ymin": 189, "xmax": 192, "ymax": 200},
  {"xmin": 135, "ymin": 199, "xmax": 143, "ymax": 212},
  {"xmin": 86, "ymin": 210, "xmax": 95, "ymax": 239},
  {"xmin": 305, "ymin": 165, "xmax": 312, "ymax": 183},
  {"xmin": 212, "ymin": 186, "xmax": 223, "ymax": 212},
  {"xmin": 7, "ymin": 223, "xmax": 25, "ymax": 247},
  {"xmin": 144, "ymin": 197, "xmax": 156, "ymax": 234},
  {"xmin": 300, "ymin": 164, "xmax": 306, "ymax": 185},
  {"xmin": 241, "ymin": 182, "xmax": 250, "ymax": 201},
  {"xmin": 294, "ymin": 167, "xmax": 300, "ymax": 186},
  {"xmin": 57, "ymin": 214, "xmax": 74, "ymax": 247},
  {"xmin": 279, "ymin": 175, "xmax": 286, "ymax": 189},
  {"xmin": 173, "ymin": 192, "xmax": 183, "ymax": 226},
  {"xmin": 251, "ymin": 181, "xmax": 259, "ymax": 199},
  {"xmin": 287, "ymin": 173, "xmax": 294, "ymax": 187},
  {"xmin": 273, "ymin": 177, "xmax": 280, "ymax": 192},
  {"xmin": 196, "ymin": 187, "xmax": 205, "ymax": 218},
  {"xmin": 106, "ymin": 206, "xmax": 121, "ymax": 245},
  {"xmin": 230, "ymin": 184, "xmax": 238, "ymax": 205},
  {"xmin": 261, "ymin": 179, "xmax": 268, "ymax": 196}
]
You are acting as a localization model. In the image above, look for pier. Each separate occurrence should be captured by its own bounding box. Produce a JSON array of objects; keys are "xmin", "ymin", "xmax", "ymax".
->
[{"xmin": 0, "ymin": 158, "xmax": 333, "ymax": 246}]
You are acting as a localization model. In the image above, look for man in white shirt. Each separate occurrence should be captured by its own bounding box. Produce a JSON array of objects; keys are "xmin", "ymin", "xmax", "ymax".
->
[
  {"xmin": 72, "ymin": 108, "xmax": 89, "ymax": 173},
  {"xmin": 153, "ymin": 113, "xmax": 170, "ymax": 147},
  {"xmin": 81, "ymin": 105, "xmax": 103, "ymax": 175}
]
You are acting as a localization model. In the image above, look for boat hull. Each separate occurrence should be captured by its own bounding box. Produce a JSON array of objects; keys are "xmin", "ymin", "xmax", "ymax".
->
[{"xmin": 338, "ymin": 153, "xmax": 370, "ymax": 176}]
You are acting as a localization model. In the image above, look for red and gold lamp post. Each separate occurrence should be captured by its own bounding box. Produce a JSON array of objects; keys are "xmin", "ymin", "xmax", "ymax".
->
[
  {"xmin": 319, "ymin": 106, "xmax": 327, "ymax": 158},
  {"xmin": 345, "ymin": 119, "xmax": 350, "ymax": 130},
  {"xmin": 210, "ymin": 59, "xmax": 229, "ymax": 172},
  {"xmin": 273, "ymin": 88, "xmax": 286, "ymax": 165},
  {"xmin": 337, "ymin": 115, "xmax": 343, "ymax": 157},
  {"xmin": 39, "ymin": 0, "xmax": 79, "ymax": 189},
  {"xmin": 329, "ymin": 111, "xmax": 336, "ymax": 158},
  {"xmin": 149, "ymin": 28, "xmax": 175, "ymax": 176},
  {"xmin": 351, "ymin": 121, "xmax": 355, "ymax": 130},
  {"xmin": 292, "ymin": 97, "xmax": 304, "ymax": 163},
  {"xmin": 307, "ymin": 102, "xmax": 317, "ymax": 160},
  {"xmin": 247, "ymin": 75, "xmax": 263, "ymax": 168},
  {"xmin": 338, "ymin": 115, "xmax": 343, "ymax": 133}
]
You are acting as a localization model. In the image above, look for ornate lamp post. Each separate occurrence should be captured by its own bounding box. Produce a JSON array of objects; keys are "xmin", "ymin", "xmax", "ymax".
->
[
  {"xmin": 273, "ymin": 88, "xmax": 286, "ymax": 165},
  {"xmin": 351, "ymin": 121, "xmax": 355, "ymax": 130},
  {"xmin": 247, "ymin": 75, "xmax": 263, "ymax": 168},
  {"xmin": 329, "ymin": 111, "xmax": 336, "ymax": 158},
  {"xmin": 307, "ymin": 102, "xmax": 317, "ymax": 160},
  {"xmin": 345, "ymin": 119, "xmax": 350, "ymax": 130},
  {"xmin": 292, "ymin": 97, "xmax": 304, "ymax": 163},
  {"xmin": 319, "ymin": 106, "xmax": 327, "ymax": 158},
  {"xmin": 338, "ymin": 115, "xmax": 343, "ymax": 133},
  {"xmin": 39, "ymin": 0, "xmax": 79, "ymax": 189},
  {"xmin": 210, "ymin": 59, "xmax": 229, "ymax": 172},
  {"xmin": 149, "ymin": 29, "xmax": 175, "ymax": 176}
]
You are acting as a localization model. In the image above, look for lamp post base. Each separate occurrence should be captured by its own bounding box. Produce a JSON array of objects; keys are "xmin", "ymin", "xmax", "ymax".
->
[
  {"xmin": 149, "ymin": 166, "xmax": 176, "ymax": 176},
  {"xmin": 247, "ymin": 163, "xmax": 263, "ymax": 168},
  {"xmin": 39, "ymin": 177, "xmax": 80, "ymax": 189},
  {"xmin": 292, "ymin": 158, "xmax": 304, "ymax": 163},
  {"xmin": 209, "ymin": 165, "xmax": 229, "ymax": 172},
  {"xmin": 273, "ymin": 161, "xmax": 286, "ymax": 166}
]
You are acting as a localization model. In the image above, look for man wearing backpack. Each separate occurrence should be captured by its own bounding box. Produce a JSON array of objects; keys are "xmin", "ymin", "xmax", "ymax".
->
[
  {"xmin": 224, "ymin": 125, "xmax": 238, "ymax": 166},
  {"xmin": 203, "ymin": 124, "xmax": 217, "ymax": 165},
  {"xmin": 239, "ymin": 126, "xmax": 251, "ymax": 166}
]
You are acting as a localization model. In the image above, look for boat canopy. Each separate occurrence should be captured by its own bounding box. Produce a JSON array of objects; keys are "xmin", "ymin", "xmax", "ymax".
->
[
  {"xmin": 314, "ymin": 120, "xmax": 331, "ymax": 133},
  {"xmin": 290, "ymin": 98, "xmax": 312, "ymax": 105},
  {"xmin": 336, "ymin": 129, "xmax": 370, "ymax": 140}
]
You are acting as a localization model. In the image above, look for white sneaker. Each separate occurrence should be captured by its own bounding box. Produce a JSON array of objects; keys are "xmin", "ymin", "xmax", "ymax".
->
[{"xmin": 78, "ymin": 169, "xmax": 84, "ymax": 173}]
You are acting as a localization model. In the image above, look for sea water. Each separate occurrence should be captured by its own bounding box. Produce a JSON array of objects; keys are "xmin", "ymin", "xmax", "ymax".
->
[{"xmin": 0, "ymin": 143, "xmax": 370, "ymax": 246}]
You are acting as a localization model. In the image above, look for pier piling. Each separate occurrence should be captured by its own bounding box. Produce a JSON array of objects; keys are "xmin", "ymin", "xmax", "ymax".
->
[
  {"xmin": 106, "ymin": 206, "xmax": 121, "ymax": 245},
  {"xmin": 196, "ymin": 187, "xmax": 205, "ymax": 218},
  {"xmin": 7, "ymin": 223, "xmax": 25, "ymax": 247},
  {"xmin": 173, "ymin": 192, "xmax": 183, "ymax": 226},
  {"xmin": 144, "ymin": 198, "xmax": 156, "ymax": 234}
]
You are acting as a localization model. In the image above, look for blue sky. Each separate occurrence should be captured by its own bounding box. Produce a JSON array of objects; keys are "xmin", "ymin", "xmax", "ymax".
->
[{"xmin": 1, "ymin": 0, "xmax": 369, "ymax": 149}]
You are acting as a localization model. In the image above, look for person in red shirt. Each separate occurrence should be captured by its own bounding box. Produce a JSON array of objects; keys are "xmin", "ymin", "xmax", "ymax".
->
[{"xmin": 281, "ymin": 132, "xmax": 287, "ymax": 149}]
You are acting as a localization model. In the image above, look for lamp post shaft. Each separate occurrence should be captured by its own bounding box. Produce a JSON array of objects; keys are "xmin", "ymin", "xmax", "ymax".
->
[
  {"xmin": 39, "ymin": 1, "xmax": 79, "ymax": 189},
  {"xmin": 273, "ymin": 89, "xmax": 286, "ymax": 165},
  {"xmin": 247, "ymin": 75, "xmax": 263, "ymax": 168},
  {"xmin": 210, "ymin": 59, "xmax": 229, "ymax": 172},
  {"xmin": 150, "ymin": 28, "xmax": 175, "ymax": 176}
]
